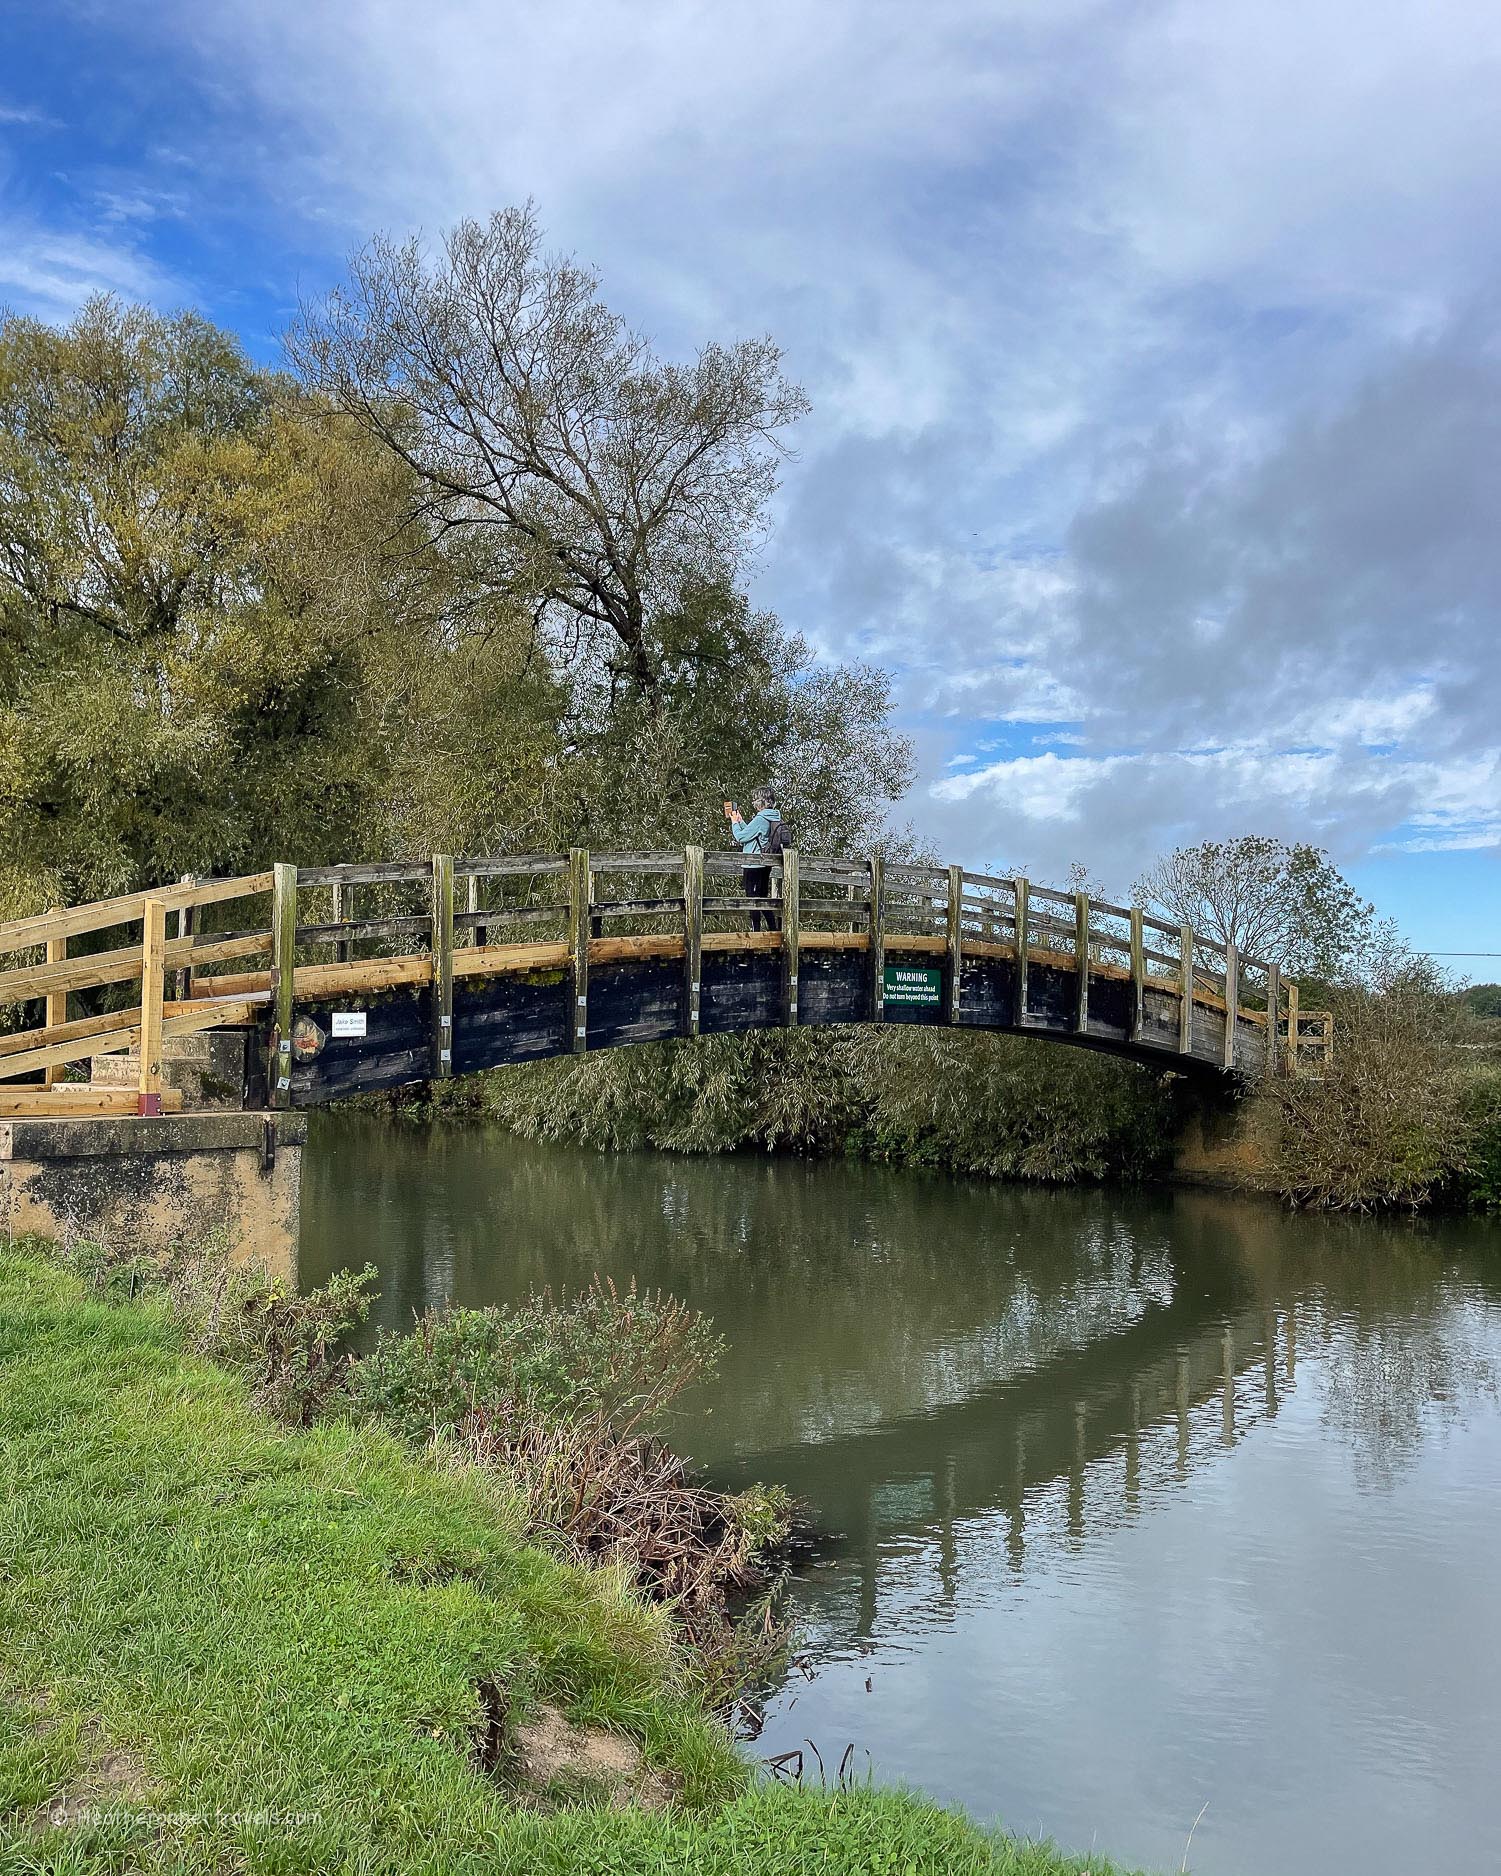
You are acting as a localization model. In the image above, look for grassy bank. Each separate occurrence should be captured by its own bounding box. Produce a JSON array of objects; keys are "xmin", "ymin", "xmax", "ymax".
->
[{"xmin": 0, "ymin": 1250, "xmax": 1135, "ymax": 1875}]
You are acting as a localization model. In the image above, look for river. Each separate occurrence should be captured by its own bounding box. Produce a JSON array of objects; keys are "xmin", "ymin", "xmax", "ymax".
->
[{"xmin": 299, "ymin": 1117, "xmax": 1501, "ymax": 1876}]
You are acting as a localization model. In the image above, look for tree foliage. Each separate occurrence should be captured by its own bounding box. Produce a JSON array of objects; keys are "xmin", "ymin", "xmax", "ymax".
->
[
  {"xmin": 290, "ymin": 203, "xmax": 809, "ymax": 697},
  {"xmin": 1134, "ymin": 834, "xmax": 1374, "ymax": 978}
]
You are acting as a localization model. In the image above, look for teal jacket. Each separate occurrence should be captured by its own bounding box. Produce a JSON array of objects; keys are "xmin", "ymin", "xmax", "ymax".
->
[{"xmin": 731, "ymin": 808, "xmax": 781, "ymax": 856}]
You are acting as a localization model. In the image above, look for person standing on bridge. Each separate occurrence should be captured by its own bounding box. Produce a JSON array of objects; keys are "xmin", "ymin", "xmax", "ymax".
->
[{"xmin": 724, "ymin": 786, "xmax": 784, "ymax": 932}]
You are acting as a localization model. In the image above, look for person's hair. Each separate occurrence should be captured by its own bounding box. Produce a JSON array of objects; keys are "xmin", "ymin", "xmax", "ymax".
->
[{"xmin": 752, "ymin": 785, "xmax": 776, "ymax": 809}]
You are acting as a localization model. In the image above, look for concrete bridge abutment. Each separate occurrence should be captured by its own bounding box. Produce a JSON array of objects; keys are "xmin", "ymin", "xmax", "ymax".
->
[{"xmin": 0, "ymin": 1112, "xmax": 304, "ymax": 1284}]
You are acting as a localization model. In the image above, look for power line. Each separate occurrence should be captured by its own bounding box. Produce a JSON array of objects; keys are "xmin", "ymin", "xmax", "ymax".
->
[{"xmin": 1425, "ymin": 951, "xmax": 1501, "ymax": 957}]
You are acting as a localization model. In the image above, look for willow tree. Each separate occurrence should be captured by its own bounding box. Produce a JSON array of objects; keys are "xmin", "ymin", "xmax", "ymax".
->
[
  {"xmin": 0, "ymin": 296, "xmax": 561, "ymax": 914},
  {"xmin": 288, "ymin": 204, "xmax": 810, "ymax": 698}
]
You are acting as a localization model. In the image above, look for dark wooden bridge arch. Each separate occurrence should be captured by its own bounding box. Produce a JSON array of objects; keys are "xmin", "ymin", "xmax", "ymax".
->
[{"xmin": 0, "ymin": 849, "xmax": 1332, "ymax": 1117}]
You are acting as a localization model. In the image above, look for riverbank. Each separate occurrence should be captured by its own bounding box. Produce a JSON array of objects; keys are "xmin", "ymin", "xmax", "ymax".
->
[{"xmin": 0, "ymin": 1248, "xmax": 1137, "ymax": 1875}]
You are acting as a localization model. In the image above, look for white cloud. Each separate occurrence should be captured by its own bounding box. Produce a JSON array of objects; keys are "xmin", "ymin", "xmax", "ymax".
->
[{"xmin": 27, "ymin": 0, "xmax": 1501, "ymax": 909}]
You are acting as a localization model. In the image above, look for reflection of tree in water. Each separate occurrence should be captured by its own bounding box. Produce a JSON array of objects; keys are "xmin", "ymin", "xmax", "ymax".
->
[{"xmin": 1309, "ymin": 1238, "xmax": 1501, "ymax": 1489}]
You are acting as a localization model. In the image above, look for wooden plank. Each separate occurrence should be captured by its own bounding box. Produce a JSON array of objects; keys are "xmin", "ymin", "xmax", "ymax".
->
[
  {"xmin": 454, "ymin": 941, "xmax": 567, "ymax": 978},
  {"xmin": 42, "ymin": 921, "xmax": 65, "ymax": 1089},
  {"xmin": 465, "ymin": 873, "xmax": 483, "ymax": 949},
  {"xmin": 0, "ymin": 1085, "xmax": 186, "ymax": 1118},
  {"xmin": 173, "ymin": 876, "xmax": 196, "ymax": 1001},
  {"xmin": 588, "ymin": 853, "xmax": 687, "ymax": 873},
  {"xmin": 569, "ymin": 848, "xmax": 590, "ymax": 1053},
  {"xmin": 782, "ymin": 848, "xmax": 800, "ymax": 1026},
  {"xmin": 431, "ymin": 853, "xmax": 454, "ymax": 1079},
  {"xmin": 869, "ymin": 854, "xmax": 885, "ymax": 1022},
  {"xmin": 1222, "ymin": 943, "xmax": 1240, "ymax": 1068},
  {"xmin": 270, "ymin": 863, "xmax": 297, "ymax": 1109},
  {"xmin": 295, "ymin": 861, "xmax": 431, "ymax": 887},
  {"xmin": 452, "ymin": 855, "xmax": 568, "ymax": 879},
  {"xmin": 704, "ymin": 931, "xmax": 781, "ymax": 953},
  {"xmin": 591, "ymin": 897, "xmax": 688, "ymax": 918},
  {"xmin": 295, "ymin": 916, "xmax": 431, "ymax": 945},
  {"xmin": 1014, "ymin": 878, "xmax": 1030, "ymax": 1023},
  {"xmin": 1286, "ymin": 981, "xmax": 1300, "ymax": 1075},
  {"xmin": 137, "ymin": 898, "xmax": 167, "ymax": 1116},
  {"xmin": 0, "ymin": 1024, "xmax": 141, "ymax": 1081},
  {"xmin": 1129, "ymin": 908, "xmax": 1145, "ymax": 1043},
  {"xmin": 947, "ymin": 864, "xmax": 963, "ymax": 1023},
  {"xmin": 1264, "ymin": 962, "xmax": 1281, "ymax": 1076},
  {"xmin": 331, "ymin": 880, "xmax": 352, "ymax": 962},
  {"xmin": 683, "ymin": 845, "xmax": 703, "ymax": 1037},
  {"xmin": 885, "ymin": 933, "xmax": 946, "ymax": 955},
  {"xmin": 1178, "ymin": 926, "xmax": 1194, "ymax": 1054},
  {"xmin": 798, "ymin": 931, "xmax": 868, "ymax": 952},
  {"xmin": 1074, "ymin": 891, "xmax": 1090, "ymax": 1033}
]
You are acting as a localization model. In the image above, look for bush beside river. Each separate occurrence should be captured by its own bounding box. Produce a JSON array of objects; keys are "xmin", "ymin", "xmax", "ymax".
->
[{"xmin": 0, "ymin": 1239, "xmax": 1143, "ymax": 1874}]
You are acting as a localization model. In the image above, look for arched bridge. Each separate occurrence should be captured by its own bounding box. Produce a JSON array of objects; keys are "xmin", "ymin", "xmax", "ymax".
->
[{"xmin": 0, "ymin": 849, "xmax": 1332, "ymax": 1117}]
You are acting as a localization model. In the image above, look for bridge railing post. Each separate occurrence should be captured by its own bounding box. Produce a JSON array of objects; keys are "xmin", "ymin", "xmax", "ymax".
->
[
  {"xmin": 569, "ymin": 848, "xmax": 590, "ymax": 1053},
  {"xmin": 782, "ymin": 848, "xmax": 800, "ymax": 1026},
  {"xmin": 1264, "ymin": 962, "xmax": 1281, "ymax": 1075},
  {"xmin": 1073, "ymin": 891, "xmax": 1090, "ymax": 1033},
  {"xmin": 1013, "ymin": 876, "xmax": 1029, "ymax": 1024},
  {"xmin": 1178, "ymin": 925, "xmax": 1194, "ymax": 1055},
  {"xmin": 869, "ymin": 853, "xmax": 885, "ymax": 1022},
  {"xmin": 137, "ymin": 896, "xmax": 167, "ymax": 1116},
  {"xmin": 1286, "ymin": 980, "xmax": 1300, "ymax": 1076},
  {"xmin": 1129, "ymin": 907, "xmax": 1145, "ymax": 1043},
  {"xmin": 43, "ymin": 915, "xmax": 65, "ymax": 1089},
  {"xmin": 174, "ymin": 874, "xmax": 196, "ymax": 1001},
  {"xmin": 1222, "ymin": 942, "xmax": 1240, "ymax": 1069},
  {"xmin": 947, "ymin": 863, "xmax": 962, "ymax": 1023},
  {"xmin": 431, "ymin": 854, "xmax": 454, "ymax": 1079},
  {"xmin": 683, "ymin": 845, "xmax": 703, "ymax": 1037},
  {"xmin": 270, "ymin": 863, "xmax": 297, "ymax": 1108}
]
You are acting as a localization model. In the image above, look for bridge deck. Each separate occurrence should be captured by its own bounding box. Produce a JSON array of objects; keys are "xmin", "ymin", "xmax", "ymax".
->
[{"xmin": 0, "ymin": 850, "xmax": 1332, "ymax": 1114}]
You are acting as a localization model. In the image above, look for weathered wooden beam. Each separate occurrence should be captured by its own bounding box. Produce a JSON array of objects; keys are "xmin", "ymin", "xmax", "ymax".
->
[
  {"xmin": 0, "ymin": 1084, "xmax": 187, "ymax": 1118},
  {"xmin": 466, "ymin": 873, "xmax": 485, "ymax": 948},
  {"xmin": 331, "ymin": 879, "xmax": 351, "ymax": 963},
  {"xmin": 869, "ymin": 854, "xmax": 885, "ymax": 1022},
  {"xmin": 270, "ymin": 863, "xmax": 297, "ymax": 1109},
  {"xmin": 1264, "ymin": 962, "xmax": 1281, "ymax": 1076},
  {"xmin": 1129, "ymin": 907, "xmax": 1145, "ymax": 1043},
  {"xmin": 174, "ymin": 876, "xmax": 196, "ymax": 1001},
  {"xmin": 1178, "ymin": 925, "xmax": 1195, "ymax": 1054},
  {"xmin": 947, "ymin": 863, "xmax": 963, "ymax": 1022},
  {"xmin": 683, "ymin": 845, "xmax": 704, "ymax": 1038},
  {"xmin": 569, "ymin": 848, "xmax": 590, "ymax": 1053},
  {"xmin": 782, "ymin": 848, "xmax": 801, "ymax": 1026},
  {"xmin": 1222, "ymin": 942, "xmax": 1240, "ymax": 1069},
  {"xmin": 1286, "ymin": 980, "xmax": 1300, "ymax": 1076},
  {"xmin": 1013, "ymin": 877, "xmax": 1030, "ymax": 1023},
  {"xmin": 431, "ymin": 854, "xmax": 454, "ymax": 1079},
  {"xmin": 0, "ymin": 929, "xmax": 272, "ymax": 1005},
  {"xmin": 137, "ymin": 897, "xmax": 167, "ymax": 1116},
  {"xmin": 1074, "ymin": 891, "xmax": 1090, "ymax": 1033},
  {"xmin": 42, "ymin": 920, "xmax": 65, "ymax": 1089}
]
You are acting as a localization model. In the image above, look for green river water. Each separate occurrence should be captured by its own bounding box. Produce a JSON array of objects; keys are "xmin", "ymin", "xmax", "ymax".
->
[{"xmin": 300, "ymin": 1117, "xmax": 1501, "ymax": 1876}]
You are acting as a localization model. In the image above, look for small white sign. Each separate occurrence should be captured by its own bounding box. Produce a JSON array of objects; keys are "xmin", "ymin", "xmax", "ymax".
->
[{"xmin": 331, "ymin": 1010, "xmax": 367, "ymax": 1039}]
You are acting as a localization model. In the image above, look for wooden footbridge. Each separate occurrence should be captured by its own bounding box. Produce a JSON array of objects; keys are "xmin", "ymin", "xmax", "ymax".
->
[{"xmin": 1, "ymin": 850, "xmax": 1332, "ymax": 1117}]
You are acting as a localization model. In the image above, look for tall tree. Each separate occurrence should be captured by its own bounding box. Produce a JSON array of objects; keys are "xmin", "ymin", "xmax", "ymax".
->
[
  {"xmin": 1134, "ymin": 835, "xmax": 1374, "ymax": 978},
  {"xmin": 288, "ymin": 204, "xmax": 810, "ymax": 696}
]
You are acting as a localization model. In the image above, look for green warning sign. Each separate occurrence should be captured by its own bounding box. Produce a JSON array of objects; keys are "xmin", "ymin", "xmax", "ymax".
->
[{"xmin": 883, "ymin": 963, "xmax": 942, "ymax": 1006}]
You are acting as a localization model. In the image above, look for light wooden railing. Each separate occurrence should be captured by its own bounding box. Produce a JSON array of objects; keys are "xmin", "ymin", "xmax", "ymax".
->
[{"xmin": 0, "ymin": 850, "xmax": 1333, "ymax": 1115}]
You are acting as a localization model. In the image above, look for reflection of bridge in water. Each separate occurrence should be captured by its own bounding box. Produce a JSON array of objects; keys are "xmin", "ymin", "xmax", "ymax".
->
[{"xmin": 714, "ymin": 1238, "xmax": 1300, "ymax": 1638}]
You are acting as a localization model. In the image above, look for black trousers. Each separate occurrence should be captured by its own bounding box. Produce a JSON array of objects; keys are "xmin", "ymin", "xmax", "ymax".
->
[{"xmin": 743, "ymin": 865, "xmax": 779, "ymax": 932}]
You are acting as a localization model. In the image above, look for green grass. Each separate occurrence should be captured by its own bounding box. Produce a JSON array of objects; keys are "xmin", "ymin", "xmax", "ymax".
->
[{"xmin": 0, "ymin": 1250, "xmax": 1139, "ymax": 1874}]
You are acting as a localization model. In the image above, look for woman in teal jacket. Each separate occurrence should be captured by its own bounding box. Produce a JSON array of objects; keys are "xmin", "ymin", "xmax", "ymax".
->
[{"xmin": 723, "ymin": 786, "xmax": 782, "ymax": 932}]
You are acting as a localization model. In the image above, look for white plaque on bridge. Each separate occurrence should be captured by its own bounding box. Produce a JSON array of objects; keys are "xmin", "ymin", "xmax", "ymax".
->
[{"xmin": 331, "ymin": 1011, "xmax": 367, "ymax": 1039}]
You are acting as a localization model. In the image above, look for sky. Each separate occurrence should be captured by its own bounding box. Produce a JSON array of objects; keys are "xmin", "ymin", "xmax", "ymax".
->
[{"xmin": 2, "ymin": 1, "xmax": 1498, "ymax": 964}]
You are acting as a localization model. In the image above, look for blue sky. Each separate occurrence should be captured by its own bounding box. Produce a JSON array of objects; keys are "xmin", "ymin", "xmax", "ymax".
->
[{"xmin": 3, "ymin": 1, "xmax": 1498, "ymax": 967}]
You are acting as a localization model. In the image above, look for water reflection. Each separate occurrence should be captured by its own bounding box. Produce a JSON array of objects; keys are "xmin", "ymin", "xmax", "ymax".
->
[{"xmin": 301, "ymin": 1119, "xmax": 1501, "ymax": 1876}]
